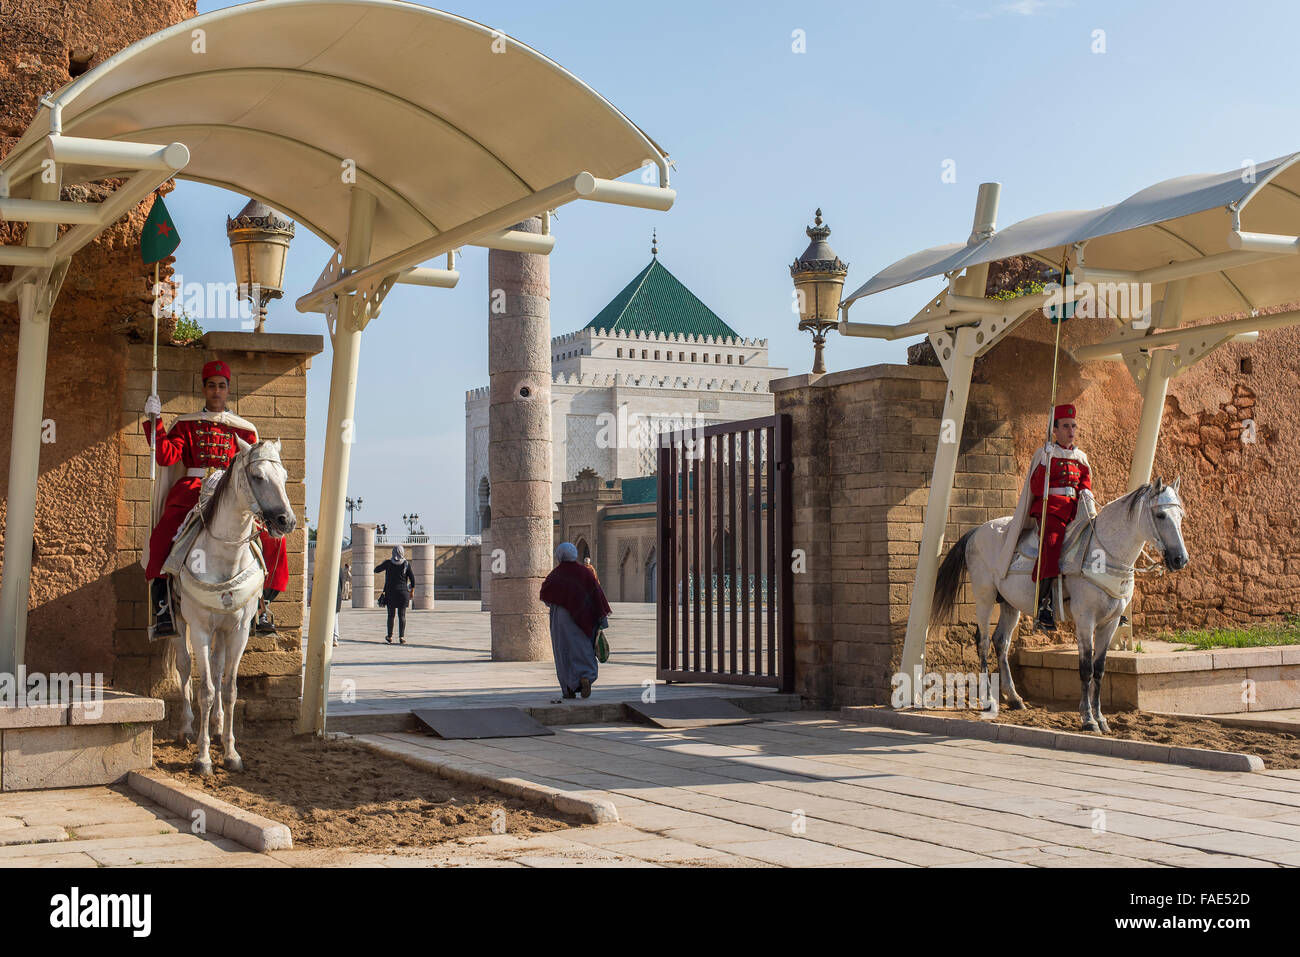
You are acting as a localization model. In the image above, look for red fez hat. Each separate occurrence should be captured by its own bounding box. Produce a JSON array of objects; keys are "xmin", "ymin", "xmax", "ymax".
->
[
  {"xmin": 1053, "ymin": 403, "xmax": 1077, "ymax": 421},
  {"xmin": 202, "ymin": 360, "xmax": 231, "ymax": 383}
]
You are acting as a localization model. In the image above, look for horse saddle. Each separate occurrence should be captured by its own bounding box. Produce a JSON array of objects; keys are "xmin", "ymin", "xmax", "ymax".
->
[
  {"xmin": 1007, "ymin": 514, "xmax": 1091, "ymax": 576},
  {"xmin": 1007, "ymin": 515, "xmax": 1135, "ymax": 606}
]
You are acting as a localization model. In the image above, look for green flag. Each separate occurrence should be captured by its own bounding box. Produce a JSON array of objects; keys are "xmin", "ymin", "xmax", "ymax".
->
[
  {"xmin": 1044, "ymin": 269, "xmax": 1076, "ymax": 324},
  {"xmin": 141, "ymin": 193, "xmax": 181, "ymax": 264}
]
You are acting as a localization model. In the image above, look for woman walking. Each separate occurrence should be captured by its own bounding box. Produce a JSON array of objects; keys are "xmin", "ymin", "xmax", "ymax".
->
[
  {"xmin": 375, "ymin": 545, "xmax": 416, "ymax": 644},
  {"xmin": 540, "ymin": 542, "xmax": 611, "ymax": 699}
]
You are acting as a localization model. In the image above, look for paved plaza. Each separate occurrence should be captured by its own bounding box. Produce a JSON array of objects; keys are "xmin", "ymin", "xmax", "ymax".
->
[
  {"xmin": 2, "ymin": 603, "xmax": 1299, "ymax": 867},
  {"xmin": 317, "ymin": 602, "xmax": 776, "ymax": 718},
  {"xmin": 5, "ymin": 713, "xmax": 1300, "ymax": 866}
]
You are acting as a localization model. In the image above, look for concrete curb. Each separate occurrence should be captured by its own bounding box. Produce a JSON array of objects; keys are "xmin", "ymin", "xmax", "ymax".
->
[
  {"xmin": 126, "ymin": 769, "xmax": 294, "ymax": 852},
  {"xmin": 840, "ymin": 707, "xmax": 1266, "ymax": 772},
  {"xmin": 1152, "ymin": 710, "xmax": 1300, "ymax": 735},
  {"xmin": 347, "ymin": 734, "xmax": 620, "ymax": 824}
]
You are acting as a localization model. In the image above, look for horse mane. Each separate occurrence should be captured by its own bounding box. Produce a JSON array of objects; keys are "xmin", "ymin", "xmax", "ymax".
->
[
  {"xmin": 1125, "ymin": 483, "xmax": 1152, "ymax": 520},
  {"xmin": 200, "ymin": 445, "xmax": 249, "ymax": 527}
]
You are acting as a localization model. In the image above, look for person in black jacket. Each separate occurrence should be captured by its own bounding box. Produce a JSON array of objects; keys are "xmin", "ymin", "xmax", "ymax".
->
[{"xmin": 375, "ymin": 545, "xmax": 416, "ymax": 644}]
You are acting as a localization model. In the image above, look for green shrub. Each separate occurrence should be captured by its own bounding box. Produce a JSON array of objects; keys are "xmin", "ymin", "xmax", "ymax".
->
[{"xmin": 173, "ymin": 313, "xmax": 203, "ymax": 344}]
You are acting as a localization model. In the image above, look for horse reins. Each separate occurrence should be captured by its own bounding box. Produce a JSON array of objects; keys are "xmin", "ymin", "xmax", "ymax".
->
[{"xmin": 198, "ymin": 443, "xmax": 283, "ymax": 546}]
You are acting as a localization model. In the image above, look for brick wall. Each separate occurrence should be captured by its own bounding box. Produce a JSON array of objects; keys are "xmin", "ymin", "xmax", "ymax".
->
[
  {"xmin": 113, "ymin": 332, "xmax": 322, "ymax": 735},
  {"xmin": 773, "ymin": 364, "xmax": 1017, "ymax": 708}
]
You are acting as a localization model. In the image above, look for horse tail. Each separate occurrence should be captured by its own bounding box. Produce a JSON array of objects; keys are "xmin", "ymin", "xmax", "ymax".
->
[{"xmin": 931, "ymin": 529, "xmax": 977, "ymax": 626}]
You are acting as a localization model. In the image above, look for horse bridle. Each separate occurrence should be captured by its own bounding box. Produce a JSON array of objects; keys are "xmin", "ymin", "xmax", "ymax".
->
[
  {"xmin": 1090, "ymin": 485, "xmax": 1182, "ymax": 574},
  {"xmin": 199, "ymin": 442, "xmax": 286, "ymax": 546}
]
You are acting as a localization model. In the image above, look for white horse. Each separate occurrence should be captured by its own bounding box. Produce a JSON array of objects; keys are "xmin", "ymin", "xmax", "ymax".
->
[
  {"xmin": 930, "ymin": 477, "xmax": 1189, "ymax": 732},
  {"xmin": 165, "ymin": 438, "xmax": 295, "ymax": 774}
]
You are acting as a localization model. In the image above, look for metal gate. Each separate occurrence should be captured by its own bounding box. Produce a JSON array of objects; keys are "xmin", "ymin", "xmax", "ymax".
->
[{"xmin": 656, "ymin": 414, "xmax": 793, "ymax": 692}]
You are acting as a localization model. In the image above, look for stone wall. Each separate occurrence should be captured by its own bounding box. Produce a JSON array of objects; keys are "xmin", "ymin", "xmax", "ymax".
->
[
  {"xmin": 773, "ymin": 365, "xmax": 1018, "ymax": 709},
  {"xmin": 1, "ymin": 0, "xmax": 197, "ymax": 340},
  {"xmin": 931, "ymin": 258, "xmax": 1300, "ymax": 632},
  {"xmin": 0, "ymin": 0, "xmax": 197, "ymax": 676},
  {"xmin": 113, "ymin": 332, "xmax": 320, "ymax": 735},
  {"xmin": 777, "ymin": 264, "xmax": 1299, "ymax": 709}
]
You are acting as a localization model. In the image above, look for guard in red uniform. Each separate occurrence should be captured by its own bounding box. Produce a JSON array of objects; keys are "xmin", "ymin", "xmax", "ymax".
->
[
  {"xmin": 1026, "ymin": 403, "xmax": 1093, "ymax": 631},
  {"xmin": 143, "ymin": 360, "xmax": 288, "ymax": 638}
]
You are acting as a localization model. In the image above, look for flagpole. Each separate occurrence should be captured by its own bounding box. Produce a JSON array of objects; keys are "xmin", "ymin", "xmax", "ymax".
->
[
  {"xmin": 150, "ymin": 260, "xmax": 159, "ymax": 482},
  {"xmin": 1033, "ymin": 248, "xmax": 1068, "ymax": 624}
]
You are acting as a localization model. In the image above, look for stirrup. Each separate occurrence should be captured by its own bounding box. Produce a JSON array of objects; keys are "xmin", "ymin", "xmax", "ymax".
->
[{"xmin": 150, "ymin": 608, "xmax": 177, "ymax": 640}]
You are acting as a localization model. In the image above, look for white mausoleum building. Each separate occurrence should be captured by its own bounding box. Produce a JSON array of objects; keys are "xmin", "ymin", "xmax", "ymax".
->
[{"xmin": 465, "ymin": 249, "xmax": 787, "ymax": 533}]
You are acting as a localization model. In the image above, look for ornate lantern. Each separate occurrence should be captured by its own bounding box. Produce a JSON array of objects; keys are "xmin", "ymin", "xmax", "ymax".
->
[
  {"xmin": 790, "ymin": 208, "xmax": 849, "ymax": 374},
  {"xmin": 226, "ymin": 198, "xmax": 295, "ymax": 333}
]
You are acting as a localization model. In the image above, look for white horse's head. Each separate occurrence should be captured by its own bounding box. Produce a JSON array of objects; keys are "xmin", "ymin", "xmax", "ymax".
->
[
  {"xmin": 233, "ymin": 436, "xmax": 296, "ymax": 538},
  {"xmin": 1142, "ymin": 476, "xmax": 1188, "ymax": 571}
]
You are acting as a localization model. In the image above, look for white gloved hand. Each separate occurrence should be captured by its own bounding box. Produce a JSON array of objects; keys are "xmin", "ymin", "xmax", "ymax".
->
[
  {"xmin": 144, "ymin": 394, "xmax": 162, "ymax": 417},
  {"xmin": 1079, "ymin": 488, "xmax": 1098, "ymax": 521}
]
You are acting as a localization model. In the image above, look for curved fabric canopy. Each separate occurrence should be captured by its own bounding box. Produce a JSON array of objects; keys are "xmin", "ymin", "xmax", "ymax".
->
[
  {"xmin": 0, "ymin": 0, "xmax": 670, "ymax": 261},
  {"xmin": 845, "ymin": 153, "xmax": 1300, "ymax": 322}
]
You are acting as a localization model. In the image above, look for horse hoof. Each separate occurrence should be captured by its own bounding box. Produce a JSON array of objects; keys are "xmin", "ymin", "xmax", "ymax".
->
[
  {"xmin": 176, "ymin": 732, "xmax": 193, "ymax": 747},
  {"xmin": 1081, "ymin": 720, "xmax": 1099, "ymax": 733},
  {"xmin": 193, "ymin": 759, "xmax": 213, "ymax": 777},
  {"xmin": 225, "ymin": 755, "xmax": 244, "ymax": 773},
  {"xmin": 1009, "ymin": 698, "xmax": 1027, "ymax": 710},
  {"xmin": 1098, "ymin": 720, "xmax": 1110, "ymax": 734}
]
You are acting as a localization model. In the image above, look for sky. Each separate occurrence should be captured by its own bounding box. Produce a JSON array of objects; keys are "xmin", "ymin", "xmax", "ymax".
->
[{"xmin": 168, "ymin": 0, "xmax": 1300, "ymax": 536}]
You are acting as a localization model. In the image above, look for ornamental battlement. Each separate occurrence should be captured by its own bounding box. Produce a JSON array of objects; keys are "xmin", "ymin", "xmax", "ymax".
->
[
  {"xmin": 549, "ymin": 328, "xmax": 766, "ymax": 349},
  {"xmin": 467, "ymin": 372, "xmax": 770, "ymax": 401}
]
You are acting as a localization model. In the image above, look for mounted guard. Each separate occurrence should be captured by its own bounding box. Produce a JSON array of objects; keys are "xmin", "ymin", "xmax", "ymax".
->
[
  {"xmin": 995, "ymin": 402, "xmax": 1096, "ymax": 632},
  {"xmin": 142, "ymin": 359, "xmax": 289, "ymax": 638}
]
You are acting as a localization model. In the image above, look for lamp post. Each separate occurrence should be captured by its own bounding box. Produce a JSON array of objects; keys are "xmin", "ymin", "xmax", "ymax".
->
[
  {"xmin": 403, "ymin": 512, "xmax": 424, "ymax": 537},
  {"xmin": 790, "ymin": 208, "xmax": 849, "ymax": 375},
  {"xmin": 226, "ymin": 198, "xmax": 295, "ymax": 333},
  {"xmin": 345, "ymin": 496, "xmax": 362, "ymax": 532}
]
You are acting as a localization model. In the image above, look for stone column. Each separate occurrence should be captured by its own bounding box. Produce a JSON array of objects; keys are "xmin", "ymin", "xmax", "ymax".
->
[
  {"xmin": 351, "ymin": 523, "xmax": 375, "ymax": 608},
  {"xmin": 409, "ymin": 544, "xmax": 435, "ymax": 610},
  {"xmin": 479, "ymin": 528, "xmax": 492, "ymax": 610},
  {"xmin": 488, "ymin": 217, "xmax": 552, "ymax": 660}
]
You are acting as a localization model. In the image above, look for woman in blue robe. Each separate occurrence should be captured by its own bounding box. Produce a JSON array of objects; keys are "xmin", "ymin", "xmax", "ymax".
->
[{"xmin": 540, "ymin": 542, "xmax": 612, "ymax": 698}]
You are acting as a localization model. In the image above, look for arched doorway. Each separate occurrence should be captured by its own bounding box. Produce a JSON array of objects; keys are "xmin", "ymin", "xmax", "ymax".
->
[{"xmin": 644, "ymin": 547, "xmax": 656, "ymax": 603}]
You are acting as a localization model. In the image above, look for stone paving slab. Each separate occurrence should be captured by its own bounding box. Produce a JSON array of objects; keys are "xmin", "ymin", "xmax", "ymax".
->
[{"xmin": 350, "ymin": 711, "xmax": 1300, "ymax": 867}]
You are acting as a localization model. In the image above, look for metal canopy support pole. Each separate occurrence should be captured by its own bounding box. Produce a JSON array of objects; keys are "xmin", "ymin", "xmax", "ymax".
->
[
  {"xmin": 1115, "ymin": 281, "xmax": 1184, "ymax": 647},
  {"xmin": 899, "ymin": 323, "xmax": 979, "ymax": 703},
  {"xmin": 298, "ymin": 187, "xmax": 376, "ymax": 735},
  {"xmin": 0, "ymin": 173, "xmax": 62, "ymax": 674},
  {"xmin": 1127, "ymin": 349, "xmax": 1175, "ymax": 491}
]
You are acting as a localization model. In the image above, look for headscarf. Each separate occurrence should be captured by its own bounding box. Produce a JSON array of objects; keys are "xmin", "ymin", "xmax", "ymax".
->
[
  {"xmin": 540, "ymin": 543, "xmax": 611, "ymax": 638},
  {"xmin": 392, "ymin": 545, "xmax": 405, "ymax": 564}
]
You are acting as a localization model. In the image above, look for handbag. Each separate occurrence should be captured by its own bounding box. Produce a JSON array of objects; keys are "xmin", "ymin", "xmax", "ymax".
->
[{"xmin": 594, "ymin": 629, "xmax": 609, "ymax": 664}]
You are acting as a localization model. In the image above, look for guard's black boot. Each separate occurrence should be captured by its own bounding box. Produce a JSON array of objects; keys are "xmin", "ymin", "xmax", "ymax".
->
[
  {"xmin": 255, "ymin": 587, "xmax": 279, "ymax": 635},
  {"xmin": 255, "ymin": 607, "xmax": 277, "ymax": 635},
  {"xmin": 1036, "ymin": 577, "xmax": 1058, "ymax": 632},
  {"xmin": 150, "ymin": 578, "xmax": 176, "ymax": 639}
]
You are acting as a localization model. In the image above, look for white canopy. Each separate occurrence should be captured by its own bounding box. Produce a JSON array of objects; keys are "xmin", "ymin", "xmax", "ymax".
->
[
  {"xmin": 0, "ymin": 0, "xmax": 670, "ymax": 261},
  {"xmin": 845, "ymin": 153, "xmax": 1300, "ymax": 322}
]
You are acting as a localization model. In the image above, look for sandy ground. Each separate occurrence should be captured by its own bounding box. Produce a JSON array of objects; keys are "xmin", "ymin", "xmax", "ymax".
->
[
  {"xmin": 152, "ymin": 735, "xmax": 585, "ymax": 849},
  {"xmin": 946, "ymin": 702, "xmax": 1300, "ymax": 768}
]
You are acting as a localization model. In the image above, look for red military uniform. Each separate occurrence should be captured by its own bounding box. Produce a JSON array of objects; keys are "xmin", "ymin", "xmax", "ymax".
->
[
  {"xmin": 1028, "ymin": 446, "xmax": 1091, "ymax": 581},
  {"xmin": 143, "ymin": 413, "xmax": 288, "ymax": 590}
]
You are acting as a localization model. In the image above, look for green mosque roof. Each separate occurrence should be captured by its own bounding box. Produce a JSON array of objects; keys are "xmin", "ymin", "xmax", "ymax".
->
[{"xmin": 584, "ymin": 258, "xmax": 740, "ymax": 340}]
